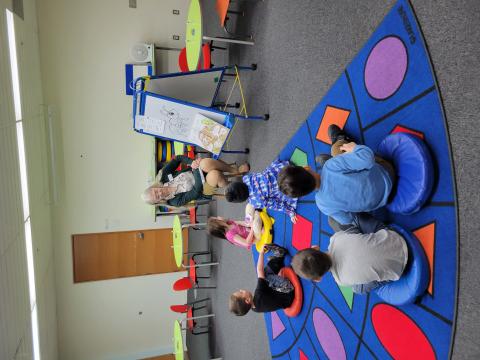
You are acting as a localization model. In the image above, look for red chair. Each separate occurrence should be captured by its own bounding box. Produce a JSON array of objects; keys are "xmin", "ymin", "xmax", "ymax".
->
[
  {"xmin": 172, "ymin": 257, "xmax": 217, "ymax": 291},
  {"xmin": 188, "ymin": 207, "xmax": 208, "ymax": 230},
  {"xmin": 178, "ymin": 43, "xmax": 217, "ymax": 72},
  {"xmin": 170, "ymin": 298, "xmax": 214, "ymax": 335},
  {"xmin": 279, "ymin": 267, "xmax": 303, "ymax": 317}
]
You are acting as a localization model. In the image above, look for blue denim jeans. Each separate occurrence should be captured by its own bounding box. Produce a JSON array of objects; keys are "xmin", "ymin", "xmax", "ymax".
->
[{"xmin": 264, "ymin": 251, "xmax": 294, "ymax": 294}]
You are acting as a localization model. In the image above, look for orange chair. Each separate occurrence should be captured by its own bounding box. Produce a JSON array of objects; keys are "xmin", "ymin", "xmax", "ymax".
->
[
  {"xmin": 215, "ymin": 0, "xmax": 251, "ymax": 39},
  {"xmin": 215, "ymin": 0, "xmax": 244, "ymax": 27}
]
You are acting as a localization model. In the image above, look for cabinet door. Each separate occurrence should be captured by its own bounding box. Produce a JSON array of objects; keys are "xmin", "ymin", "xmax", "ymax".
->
[{"xmin": 72, "ymin": 228, "xmax": 188, "ymax": 282}]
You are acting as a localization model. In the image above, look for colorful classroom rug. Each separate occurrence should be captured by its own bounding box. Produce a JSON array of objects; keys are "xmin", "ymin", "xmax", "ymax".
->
[{"xmin": 252, "ymin": 0, "xmax": 458, "ymax": 358}]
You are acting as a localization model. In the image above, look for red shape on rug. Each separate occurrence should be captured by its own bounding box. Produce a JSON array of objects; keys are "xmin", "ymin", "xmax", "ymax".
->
[
  {"xmin": 372, "ymin": 303, "xmax": 435, "ymax": 360},
  {"xmin": 391, "ymin": 124, "xmax": 425, "ymax": 139},
  {"xmin": 292, "ymin": 215, "xmax": 313, "ymax": 250}
]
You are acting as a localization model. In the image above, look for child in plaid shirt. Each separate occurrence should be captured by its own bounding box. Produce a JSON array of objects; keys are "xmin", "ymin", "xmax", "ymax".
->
[{"xmin": 225, "ymin": 159, "xmax": 304, "ymax": 223}]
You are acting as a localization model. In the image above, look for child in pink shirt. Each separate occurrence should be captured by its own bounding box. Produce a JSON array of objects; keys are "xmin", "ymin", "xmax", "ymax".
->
[{"xmin": 207, "ymin": 215, "xmax": 261, "ymax": 250}]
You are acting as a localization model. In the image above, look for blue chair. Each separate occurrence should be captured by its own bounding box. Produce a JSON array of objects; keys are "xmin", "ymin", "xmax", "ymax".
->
[
  {"xmin": 373, "ymin": 224, "xmax": 429, "ymax": 305},
  {"xmin": 377, "ymin": 133, "xmax": 434, "ymax": 214}
]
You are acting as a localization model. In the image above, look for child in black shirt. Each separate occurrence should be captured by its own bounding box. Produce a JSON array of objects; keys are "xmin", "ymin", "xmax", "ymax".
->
[{"xmin": 229, "ymin": 245, "xmax": 294, "ymax": 315}]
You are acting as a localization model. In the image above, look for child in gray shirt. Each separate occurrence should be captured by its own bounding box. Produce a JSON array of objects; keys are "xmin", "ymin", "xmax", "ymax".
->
[{"xmin": 292, "ymin": 213, "xmax": 408, "ymax": 294}]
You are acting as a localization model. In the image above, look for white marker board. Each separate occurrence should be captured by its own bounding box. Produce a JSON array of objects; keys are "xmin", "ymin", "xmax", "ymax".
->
[
  {"xmin": 134, "ymin": 94, "xmax": 230, "ymax": 155},
  {"xmin": 145, "ymin": 70, "xmax": 223, "ymax": 107}
]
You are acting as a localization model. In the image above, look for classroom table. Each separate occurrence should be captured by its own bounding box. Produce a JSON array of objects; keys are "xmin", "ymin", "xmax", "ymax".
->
[
  {"xmin": 185, "ymin": 0, "xmax": 254, "ymax": 71},
  {"xmin": 173, "ymin": 319, "xmax": 223, "ymax": 360},
  {"xmin": 172, "ymin": 215, "xmax": 185, "ymax": 268},
  {"xmin": 173, "ymin": 320, "xmax": 185, "ymax": 360},
  {"xmin": 172, "ymin": 215, "xmax": 215, "ymax": 269}
]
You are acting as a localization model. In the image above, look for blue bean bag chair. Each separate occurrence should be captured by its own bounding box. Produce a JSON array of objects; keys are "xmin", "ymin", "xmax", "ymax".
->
[
  {"xmin": 373, "ymin": 224, "xmax": 429, "ymax": 305},
  {"xmin": 377, "ymin": 133, "xmax": 434, "ymax": 214}
]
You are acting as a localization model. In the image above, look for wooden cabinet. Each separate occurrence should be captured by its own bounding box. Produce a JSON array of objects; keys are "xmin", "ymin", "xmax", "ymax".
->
[{"xmin": 72, "ymin": 228, "xmax": 188, "ymax": 282}]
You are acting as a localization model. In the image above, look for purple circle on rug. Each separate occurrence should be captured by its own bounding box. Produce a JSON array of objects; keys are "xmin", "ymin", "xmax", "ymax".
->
[
  {"xmin": 313, "ymin": 308, "xmax": 346, "ymax": 360},
  {"xmin": 364, "ymin": 36, "xmax": 408, "ymax": 100}
]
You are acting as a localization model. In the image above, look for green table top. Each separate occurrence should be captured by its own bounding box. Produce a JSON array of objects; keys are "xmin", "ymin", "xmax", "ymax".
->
[
  {"xmin": 186, "ymin": 0, "xmax": 202, "ymax": 71},
  {"xmin": 172, "ymin": 215, "xmax": 183, "ymax": 267},
  {"xmin": 173, "ymin": 320, "xmax": 184, "ymax": 360}
]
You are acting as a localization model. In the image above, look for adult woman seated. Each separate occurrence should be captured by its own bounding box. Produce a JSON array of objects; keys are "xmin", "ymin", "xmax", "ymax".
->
[{"xmin": 142, "ymin": 155, "xmax": 249, "ymax": 207}]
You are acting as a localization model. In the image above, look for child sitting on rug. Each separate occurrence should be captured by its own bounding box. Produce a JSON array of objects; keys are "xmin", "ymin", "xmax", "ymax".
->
[
  {"xmin": 277, "ymin": 125, "xmax": 394, "ymax": 225},
  {"xmin": 207, "ymin": 204, "xmax": 263, "ymax": 249},
  {"xmin": 229, "ymin": 244, "xmax": 294, "ymax": 315},
  {"xmin": 291, "ymin": 213, "xmax": 408, "ymax": 294},
  {"xmin": 225, "ymin": 159, "xmax": 300, "ymax": 223}
]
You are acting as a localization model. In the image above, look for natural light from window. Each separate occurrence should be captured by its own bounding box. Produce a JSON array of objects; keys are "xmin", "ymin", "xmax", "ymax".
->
[{"xmin": 6, "ymin": 9, "xmax": 41, "ymax": 360}]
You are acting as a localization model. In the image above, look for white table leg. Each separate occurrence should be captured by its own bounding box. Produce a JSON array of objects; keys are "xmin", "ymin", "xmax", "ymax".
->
[{"xmin": 203, "ymin": 35, "xmax": 254, "ymax": 46}]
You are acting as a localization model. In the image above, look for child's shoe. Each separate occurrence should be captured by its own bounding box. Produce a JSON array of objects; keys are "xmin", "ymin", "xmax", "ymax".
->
[
  {"xmin": 315, "ymin": 154, "xmax": 332, "ymax": 169},
  {"xmin": 264, "ymin": 244, "xmax": 287, "ymax": 257},
  {"xmin": 328, "ymin": 124, "xmax": 354, "ymax": 144}
]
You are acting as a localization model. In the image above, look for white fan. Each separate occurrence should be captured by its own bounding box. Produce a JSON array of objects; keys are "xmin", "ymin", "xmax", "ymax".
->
[{"xmin": 131, "ymin": 43, "xmax": 154, "ymax": 63}]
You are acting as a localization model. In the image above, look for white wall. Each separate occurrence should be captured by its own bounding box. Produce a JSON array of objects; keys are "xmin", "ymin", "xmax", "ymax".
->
[{"xmin": 36, "ymin": 0, "xmax": 191, "ymax": 358}]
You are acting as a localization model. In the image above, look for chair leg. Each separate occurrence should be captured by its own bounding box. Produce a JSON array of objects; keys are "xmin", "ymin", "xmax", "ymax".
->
[
  {"xmin": 192, "ymin": 325, "xmax": 213, "ymax": 335},
  {"xmin": 220, "ymin": 148, "xmax": 250, "ymax": 154},
  {"xmin": 214, "ymin": 101, "xmax": 240, "ymax": 108},
  {"xmin": 209, "ymin": 40, "xmax": 226, "ymax": 51},
  {"xmin": 227, "ymin": 9, "xmax": 244, "ymax": 16},
  {"xmin": 188, "ymin": 297, "xmax": 209, "ymax": 306},
  {"xmin": 223, "ymin": 24, "xmax": 252, "ymax": 40},
  {"xmin": 192, "ymin": 251, "xmax": 211, "ymax": 262}
]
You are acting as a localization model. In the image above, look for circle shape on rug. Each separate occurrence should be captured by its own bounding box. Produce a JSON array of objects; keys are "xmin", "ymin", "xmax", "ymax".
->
[
  {"xmin": 371, "ymin": 303, "xmax": 435, "ymax": 360},
  {"xmin": 364, "ymin": 36, "xmax": 408, "ymax": 100},
  {"xmin": 312, "ymin": 308, "xmax": 346, "ymax": 360}
]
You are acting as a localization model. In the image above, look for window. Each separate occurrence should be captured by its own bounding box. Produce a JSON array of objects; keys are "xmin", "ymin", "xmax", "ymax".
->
[{"xmin": 6, "ymin": 9, "xmax": 40, "ymax": 360}]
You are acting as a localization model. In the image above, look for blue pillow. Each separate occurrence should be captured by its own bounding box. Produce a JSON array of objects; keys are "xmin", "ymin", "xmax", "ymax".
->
[
  {"xmin": 373, "ymin": 224, "xmax": 429, "ymax": 305},
  {"xmin": 377, "ymin": 133, "xmax": 434, "ymax": 214}
]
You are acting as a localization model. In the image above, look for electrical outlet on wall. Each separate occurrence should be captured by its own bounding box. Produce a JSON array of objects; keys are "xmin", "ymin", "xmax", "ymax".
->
[
  {"xmin": 173, "ymin": 35, "xmax": 180, "ymax": 40},
  {"xmin": 173, "ymin": 9, "xmax": 180, "ymax": 15}
]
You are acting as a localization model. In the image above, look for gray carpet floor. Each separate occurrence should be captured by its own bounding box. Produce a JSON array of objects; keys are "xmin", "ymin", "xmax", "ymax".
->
[{"xmin": 186, "ymin": 1, "xmax": 480, "ymax": 359}]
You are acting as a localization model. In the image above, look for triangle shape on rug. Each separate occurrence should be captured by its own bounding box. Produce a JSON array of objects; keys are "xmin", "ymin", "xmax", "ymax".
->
[
  {"xmin": 413, "ymin": 222, "xmax": 436, "ymax": 295},
  {"xmin": 391, "ymin": 124, "xmax": 425, "ymax": 139},
  {"xmin": 271, "ymin": 311, "xmax": 286, "ymax": 340},
  {"xmin": 338, "ymin": 284, "xmax": 354, "ymax": 311},
  {"xmin": 299, "ymin": 349, "xmax": 309, "ymax": 360}
]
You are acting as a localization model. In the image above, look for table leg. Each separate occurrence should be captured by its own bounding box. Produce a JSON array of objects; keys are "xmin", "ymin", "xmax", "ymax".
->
[{"xmin": 203, "ymin": 35, "xmax": 254, "ymax": 46}]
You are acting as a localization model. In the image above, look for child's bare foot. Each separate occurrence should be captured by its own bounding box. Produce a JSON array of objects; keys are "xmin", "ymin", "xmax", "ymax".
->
[{"xmin": 238, "ymin": 162, "xmax": 250, "ymax": 173}]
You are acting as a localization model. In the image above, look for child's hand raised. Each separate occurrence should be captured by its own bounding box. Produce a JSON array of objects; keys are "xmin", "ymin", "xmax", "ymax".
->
[{"xmin": 290, "ymin": 214, "xmax": 298, "ymax": 224}]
